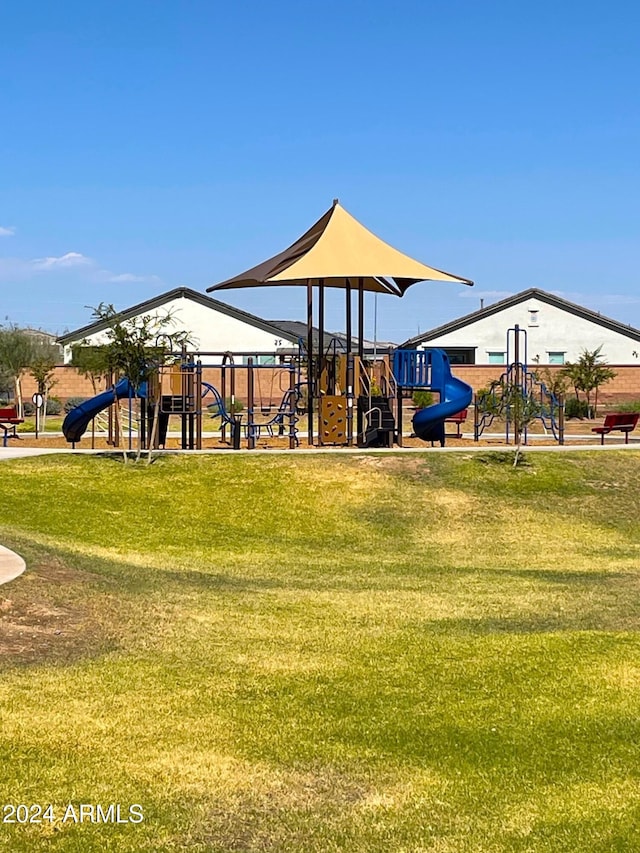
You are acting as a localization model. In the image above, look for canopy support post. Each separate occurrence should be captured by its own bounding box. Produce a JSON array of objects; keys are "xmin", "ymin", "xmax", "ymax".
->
[
  {"xmin": 318, "ymin": 280, "xmax": 325, "ymax": 443},
  {"xmin": 357, "ymin": 277, "xmax": 365, "ymax": 442},
  {"xmin": 346, "ymin": 279, "xmax": 353, "ymax": 446},
  {"xmin": 307, "ymin": 279, "xmax": 314, "ymax": 446},
  {"xmin": 358, "ymin": 277, "xmax": 364, "ymax": 362}
]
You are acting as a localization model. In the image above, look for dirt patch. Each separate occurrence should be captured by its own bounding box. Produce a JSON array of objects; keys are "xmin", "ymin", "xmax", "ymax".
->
[
  {"xmin": 356, "ymin": 454, "xmax": 431, "ymax": 482},
  {"xmin": 0, "ymin": 556, "xmax": 109, "ymax": 667}
]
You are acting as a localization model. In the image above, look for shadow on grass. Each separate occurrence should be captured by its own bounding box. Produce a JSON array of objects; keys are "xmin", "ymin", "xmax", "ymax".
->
[
  {"xmin": 221, "ymin": 635, "xmax": 640, "ymax": 787},
  {"xmin": 5, "ymin": 535, "xmax": 640, "ymax": 650}
]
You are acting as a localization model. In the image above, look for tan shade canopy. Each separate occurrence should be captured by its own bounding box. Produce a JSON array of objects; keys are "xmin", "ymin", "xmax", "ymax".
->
[{"xmin": 207, "ymin": 201, "xmax": 473, "ymax": 295}]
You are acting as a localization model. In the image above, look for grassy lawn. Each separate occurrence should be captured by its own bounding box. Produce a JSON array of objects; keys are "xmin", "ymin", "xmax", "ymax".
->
[
  {"xmin": 17, "ymin": 416, "xmax": 65, "ymax": 433},
  {"xmin": 1, "ymin": 450, "xmax": 640, "ymax": 851}
]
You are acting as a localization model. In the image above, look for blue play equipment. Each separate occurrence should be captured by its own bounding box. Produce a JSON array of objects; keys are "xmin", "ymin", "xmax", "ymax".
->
[
  {"xmin": 474, "ymin": 325, "xmax": 563, "ymax": 444},
  {"xmin": 202, "ymin": 380, "xmax": 303, "ymax": 445},
  {"xmin": 62, "ymin": 378, "xmax": 146, "ymax": 444},
  {"xmin": 392, "ymin": 349, "xmax": 472, "ymax": 445},
  {"xmin": 201, "ymin": 381, "xmax": 236, "ymax": 427}
]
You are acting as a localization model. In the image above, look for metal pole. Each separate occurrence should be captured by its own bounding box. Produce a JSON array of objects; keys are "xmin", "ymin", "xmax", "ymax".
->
[
  {"xmin": 140, "ymin": 396, "xmax": 146, "ymax": 450},
  {"xmin": 345, "ymin": 278, "xmax": 352, "ymax": 359},
  {"xmin": 346, "ymin": 354, "xmax": 354, "ymax": 446},
  {"xmin": 318, "ymin": 280, "xmax": 325, "ymax": 443},
  {"xmin": 474, "ymin": 393, "xmax": 479, "ymax": 442},
  {"xmin": 373, "ymin": 293, "xmax": 378, "ymax": 361},
  {"xmin": 356, "ymin": 278, "xmax": 365, "ymax": 443},
  {"xmin": 289, "ymin": 367, "xmax": 296, "ymax": 449},
  {"xmin": 344, "ymin": 279, "xmax": 353, "ymax": 446},
  {"xmin": 221, "ymin": 361, "xmax": 227, "ymax": 444},
  {"xmin": 230, "ymin": 362, "xmax": 236, "ymax": 428},
  {"xmin": 358, "ymin": 277, "xmax": 364, "ymax": 362},
  {"xmin": 128, "ymin": 392, "xmax": 133, "ymax": 451},
  {"xmin": 306, "ymin": 279, "xmax": 314, "ymax": 446},
  {"xmin": 196, "ymin": 360, "xmax": 202, "ymax": 450},
  {"xmin": 247, "ymin": 358, "xmax": 255, "ymax": 450},
  {"xmin": 514, "ymin": 323, "xmax": 521, "ymax": 447},
  {"xmin": 181, "ymin": 376, "xmax": 187, "ymax": 451}
]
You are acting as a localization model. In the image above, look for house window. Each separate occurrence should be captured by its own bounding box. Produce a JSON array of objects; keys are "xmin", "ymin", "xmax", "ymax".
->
[
  {"xmin": 444, "ymin": 348, "xmax": 476, "ymax": 365},
  {"xmin": 487, "ymin": 351, "xmax": 506, "ymax": 365},
  {"xmin": 548, "ymin": 352, "xmax": 565, "ymax": 365},
  {"xmin": 528, "ymin": 309, "xmax": 539, "ymax": 327}
]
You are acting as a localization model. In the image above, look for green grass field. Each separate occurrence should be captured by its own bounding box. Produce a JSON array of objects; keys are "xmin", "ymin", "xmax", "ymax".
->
[{"xmin": 1, "ymin": 450, "xmax": 639, "ymax": 852}]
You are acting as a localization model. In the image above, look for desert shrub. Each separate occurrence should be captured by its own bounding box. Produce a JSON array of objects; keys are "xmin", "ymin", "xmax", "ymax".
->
[
  {"xmin": 412, "ymin": 390, "xmax": 434, "ymax": 409},
  {"xmin": 64, "ymin": 396, "xmax": 90, "ymax": 413},
  {"xmin": 225, "ymin": 397, "xmax": 243, "ymax": 414},
  {"xmin": 207, "ymin": 397, "xmax": 243, "ymax": 417},
  {"xmin": 614, "ymin": 400, "xmax": 640, "ymax": 413},
  {"xmin": 23, "ymin": 397, "xmax": 61, "ymax": 416},
  {"xmin": 565, "ymin": 398, "xmax": 591, "ymax": 419}
]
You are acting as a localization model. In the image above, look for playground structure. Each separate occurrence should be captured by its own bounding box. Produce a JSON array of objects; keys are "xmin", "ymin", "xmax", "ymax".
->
[
  {"xmin": 61, "ymin": 339, "xmax": 476, "ymax": 450},
  {"xmin": 62, "ymin": 350, "xmax": 304, "ymax": 450},
  {"xmin": 473, "ymin": 325, "xmax": 564, "ymax": 445},
  {"xmin": 393, "ymin": 348, "xmax": 473, "ymax": 446},
  {"xmin": 61, "ymin": 200, "xmax": 476, "ymax": 450}
]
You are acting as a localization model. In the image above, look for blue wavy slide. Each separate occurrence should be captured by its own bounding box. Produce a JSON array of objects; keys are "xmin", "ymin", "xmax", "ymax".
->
[
  {"xmin": 412, "ymin": 350, "xmax": 472, "ymax": 445},
  {"xmin": 62, "ymin": 378, "xmax": 139, "ymax": 444}
]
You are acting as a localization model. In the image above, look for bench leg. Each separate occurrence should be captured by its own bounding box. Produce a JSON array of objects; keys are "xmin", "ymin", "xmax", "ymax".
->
[{"xmin": 625, "ymin": 431, "xmax": 630, "ymax": 444}]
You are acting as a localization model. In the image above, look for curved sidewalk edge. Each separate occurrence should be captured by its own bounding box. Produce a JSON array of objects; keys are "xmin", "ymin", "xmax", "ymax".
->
[{"xmin": 0, "ymin": 545, "xmax": 26, "ymax": 586}]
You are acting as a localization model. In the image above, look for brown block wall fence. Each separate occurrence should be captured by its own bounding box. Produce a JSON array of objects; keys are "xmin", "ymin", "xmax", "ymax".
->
[
  {"xmin": 19, "ymin": 363, "xmax": 640, "ymax": 408},
  {"xmin": 452, "ymin": 365, "xmax": 640, "ymax": 404},
  {"xmin": 20, "ymin": 365, "xmax": 298, "ymax": 410}
]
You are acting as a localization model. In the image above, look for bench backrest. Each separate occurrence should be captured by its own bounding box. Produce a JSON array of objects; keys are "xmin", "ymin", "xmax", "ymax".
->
[
  {"xmin": 0, "ymin": 406, "xmax": 19, "ymax": 420},
  {"xmin": 603, "ymin": 412, "xmax": 640, "ymax": 429},
  {"xmin": 450, "ymin": 408, "xmax": 468, "ymax": 420}
]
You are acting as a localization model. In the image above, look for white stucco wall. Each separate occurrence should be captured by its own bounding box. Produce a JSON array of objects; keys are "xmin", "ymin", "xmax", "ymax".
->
[
  {"xmin": 421, "ymin": 297, "xmax": 640, "ymax": 365},
  {"xmin": 62, "ymin": 294, "xmax": 293, "ymax": 363}
]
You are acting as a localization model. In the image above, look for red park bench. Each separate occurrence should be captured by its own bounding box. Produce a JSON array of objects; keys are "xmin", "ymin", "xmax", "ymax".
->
[
  {"xmin": 445, "ymin": 407, "xmax": 468, "ymax": 438},
  {"xmin": 591, "ymin": 412, "xmax": 640, "ymax": 444},
  {"xmin": 0, "ymin": 406, "xmax": 24, "ymax": 447}
]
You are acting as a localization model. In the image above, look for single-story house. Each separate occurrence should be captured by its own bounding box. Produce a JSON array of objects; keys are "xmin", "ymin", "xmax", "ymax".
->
[
  {"xmin": 57, "ymin": 287, "xmax": 305, "ymax": 364},
  {"xmin": 58, "ymin": 287, "xmax": 393, "ymax": 364},
  {"xmin": 401, "ymin": 288, "xmax": 640, "ymax": 367}
]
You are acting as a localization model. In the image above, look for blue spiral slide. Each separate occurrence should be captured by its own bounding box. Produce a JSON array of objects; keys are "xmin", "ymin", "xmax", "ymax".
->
[
  {"xmin": 62, "ymin": 378, "xmax": 139, "ymax": 444},
  {"xmin": 412, "ymin": 350, "xmax": 472, "ymax": 444}
]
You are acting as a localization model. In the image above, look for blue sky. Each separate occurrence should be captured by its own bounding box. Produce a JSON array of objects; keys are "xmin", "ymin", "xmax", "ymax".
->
[{"xmin": 2, "ymin": 0, "xmax": 640, "ymax": 343}]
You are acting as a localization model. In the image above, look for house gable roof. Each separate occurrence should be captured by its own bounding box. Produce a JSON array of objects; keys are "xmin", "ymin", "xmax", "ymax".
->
[
  {"xmin": 270, "ymin": 320, "xmax": 396, "ymax": 352},
  {"xmin": 400, "ymin": 288, "xmax": 640, "ymax": 348},
  {"xmin": 57, "ymin": 287, "xmax": 300, "ymax": 346}
]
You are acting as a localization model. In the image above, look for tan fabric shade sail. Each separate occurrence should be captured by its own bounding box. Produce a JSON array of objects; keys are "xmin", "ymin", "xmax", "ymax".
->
[
  {"xmin": 207, "ymin": 200, "xmax": 473, "ymax": 447},
  {"xmin": 207, "ymin": 200, "xmax": 473, "ymax": 295}
]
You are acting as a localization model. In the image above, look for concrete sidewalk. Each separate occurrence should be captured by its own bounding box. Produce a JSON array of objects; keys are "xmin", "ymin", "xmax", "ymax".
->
[
  {"xmin": 0, "ymin": 545, "xmax": 25, "ymax": 586},
  {"xmin": 0, "ymin": 447, "xmax": 64, "ymax": 459}
]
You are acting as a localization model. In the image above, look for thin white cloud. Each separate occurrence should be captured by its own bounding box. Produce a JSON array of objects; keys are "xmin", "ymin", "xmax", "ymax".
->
[
  {"xmin": 589, "ymin": 294, "xmax": 640, "ymax": 306},
  {"xmin": 0, "ymin": 246, "xmax": 162, "ymax": 288},
  {"xmin": 105, "ymin": 272, "xmax": 162, "ymax": 284},
  {"xmin": 0, "ymin": 226, "xmax": 16, "ymax": 237},
  {"xmin": 31, "ymin": 251, "xmax": 93, "ymax": 271}
]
